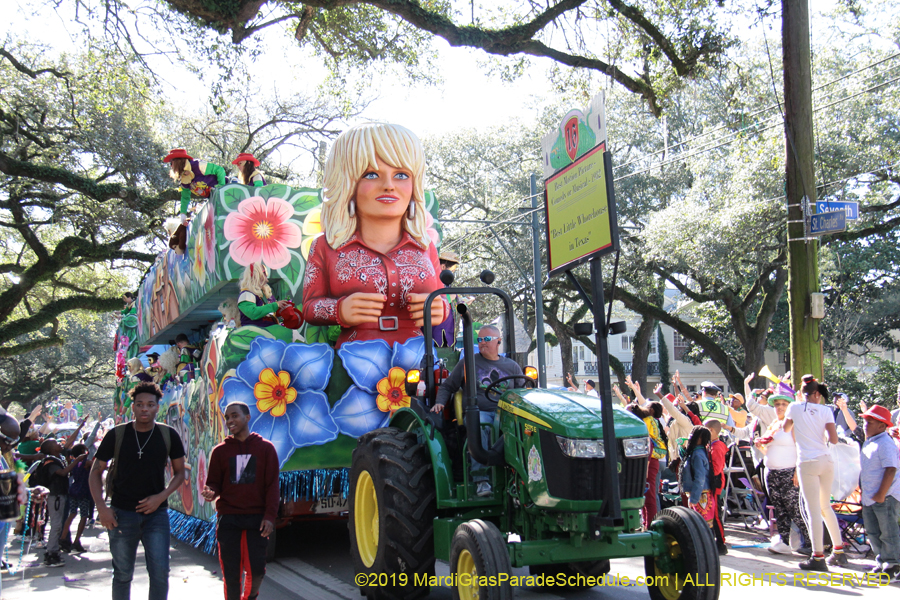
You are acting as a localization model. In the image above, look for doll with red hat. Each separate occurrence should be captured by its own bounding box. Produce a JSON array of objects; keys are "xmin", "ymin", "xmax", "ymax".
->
[
  {"xmin": 859, "ymin": 404, "xmax": 900, "ymax": 579},
  {"xmin": 163, "ymin": 149, "xmax": 227, "ymax": 222},
  {"xmin": 232, "ymin": 153, "xmax": 267, "ymax": 187}
]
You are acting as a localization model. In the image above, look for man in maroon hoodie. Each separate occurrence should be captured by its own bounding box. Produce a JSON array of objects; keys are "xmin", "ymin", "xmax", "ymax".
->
[{"xmin": 202, "ymin": 402, "xmax": 279, "ymax": 600}]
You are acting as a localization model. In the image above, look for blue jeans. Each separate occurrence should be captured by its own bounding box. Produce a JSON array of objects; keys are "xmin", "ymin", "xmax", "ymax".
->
[
  {"xmin": 0, "ymin": 521, "xmax": 8, "ymax": 597},
  {"xmin": 109, "ymin": 507, "xmax": 171, "ymax": 600},
  {"xmin": 862, "ymin": 496, "xmax": 900, "ymax": 568},
  {"xmin": 471, "ymin": 411, "xmax": 496, "ymax": 482}
]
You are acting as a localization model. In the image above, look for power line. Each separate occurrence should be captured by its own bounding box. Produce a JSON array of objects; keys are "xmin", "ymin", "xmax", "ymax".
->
[
  {"xmin": 613, "ymin": 51, "xmax": 900, "ymax": 173},
  {"xmin": 615, "ymin": 72, "xmax": 899, "ymax": 183}
]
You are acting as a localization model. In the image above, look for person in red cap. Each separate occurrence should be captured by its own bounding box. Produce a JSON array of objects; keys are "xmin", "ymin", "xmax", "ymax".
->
[
  {"xmin": 163, "ymin": 149, "xmax": 227, "ymax": 221},
  {"xmin": 232, "ymin": 153, "xmax": 267, "ymax": 187},
  {"xmin": 859, "ymin": 404, "xmax": 900, "ymax": 580}
]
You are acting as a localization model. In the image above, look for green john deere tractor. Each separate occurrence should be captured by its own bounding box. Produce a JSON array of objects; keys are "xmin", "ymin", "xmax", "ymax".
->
[{"xmin": 347, "ymin": 271, "xmax": 720, "ymax": 600}]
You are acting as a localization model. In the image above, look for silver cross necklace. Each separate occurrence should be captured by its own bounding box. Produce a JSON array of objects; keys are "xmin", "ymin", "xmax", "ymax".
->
[{"xmin": 134, "ymin": 423, "xmax": 156, "ymax": 459}]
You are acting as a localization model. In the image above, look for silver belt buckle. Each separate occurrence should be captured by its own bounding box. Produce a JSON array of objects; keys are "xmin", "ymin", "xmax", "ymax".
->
[{"xmin": 379, "ymin": 316, "xmax": 399, "ymax": 331}]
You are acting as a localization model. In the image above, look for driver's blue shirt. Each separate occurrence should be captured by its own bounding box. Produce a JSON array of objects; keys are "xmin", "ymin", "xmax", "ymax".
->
[{"xmin": 435, "ymin": 354, "xmax": 524, "ymax": 412}]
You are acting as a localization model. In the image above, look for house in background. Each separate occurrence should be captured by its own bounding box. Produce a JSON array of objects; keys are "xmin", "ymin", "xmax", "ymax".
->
[{"xmin": 530, "ymin": 290, "xmax": 784, "ymax": 393}]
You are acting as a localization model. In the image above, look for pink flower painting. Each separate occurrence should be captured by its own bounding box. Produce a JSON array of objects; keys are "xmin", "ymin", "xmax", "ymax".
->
[{"xmin": 223, "ymin": 196, "xmax": 302, "ymax": 270}]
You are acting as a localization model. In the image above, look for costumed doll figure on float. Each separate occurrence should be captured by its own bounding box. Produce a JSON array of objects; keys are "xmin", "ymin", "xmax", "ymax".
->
[
  {"xmin": 232, "ymin": 153, "xmax": 267, "ymax": 187},
  {"xmin": 303, "ymin": 123, "xmax": 447, "ymax": 348},
  {"xmin": 237, "ymin": 262, "xmax": 296, "ymax": 344},
  {"xmin": 163, "ymin": 149, "xmax": 227, "ymax": 223},
  {"xmin": 127, "ymin": 357, "xmax": 154, "ymax": 383}
]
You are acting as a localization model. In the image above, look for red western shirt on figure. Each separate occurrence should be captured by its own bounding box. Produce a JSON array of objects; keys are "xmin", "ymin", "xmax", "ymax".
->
[{"xmin": 302, "ymin": 232, "xmax": 448, "ymax": 348}]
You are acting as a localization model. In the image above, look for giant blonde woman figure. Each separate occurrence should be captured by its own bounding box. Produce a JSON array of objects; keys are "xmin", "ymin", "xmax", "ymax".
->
[{"xmin": 302, "ymin": 123, "xmax": 447, "ymax": 348}]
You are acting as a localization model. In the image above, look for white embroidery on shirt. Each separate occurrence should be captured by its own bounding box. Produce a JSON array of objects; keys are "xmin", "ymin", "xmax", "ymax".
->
[{"xmin": 313, "ymin": 298, "xmax": 337, "ymax": 321}]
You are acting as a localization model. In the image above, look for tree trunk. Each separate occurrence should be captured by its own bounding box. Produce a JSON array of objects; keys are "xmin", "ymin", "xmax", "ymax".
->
[{"xmin": 630, "ymin": 315, "xmax": 657, "ymax": 392}]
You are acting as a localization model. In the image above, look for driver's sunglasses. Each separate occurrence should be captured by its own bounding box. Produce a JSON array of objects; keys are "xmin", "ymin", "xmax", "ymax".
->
[{"xmin": 476, "ymin": 336, "xmax": 499, "ymax": 343}]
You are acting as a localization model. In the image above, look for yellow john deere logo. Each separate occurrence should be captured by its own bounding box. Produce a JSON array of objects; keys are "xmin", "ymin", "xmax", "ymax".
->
[{"xmin": 617, "ymin": 461, "xmax": 622, "ymax": 473}]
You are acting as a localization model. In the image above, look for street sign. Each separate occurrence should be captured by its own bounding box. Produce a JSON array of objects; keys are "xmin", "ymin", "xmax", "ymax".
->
[
  {"xmin": 815, "ymin": 201, "xmax": 858, "ymax": 220},
  {"xmin": 809, "ymin": 210, "xmax": 846, "ymax": 236}
]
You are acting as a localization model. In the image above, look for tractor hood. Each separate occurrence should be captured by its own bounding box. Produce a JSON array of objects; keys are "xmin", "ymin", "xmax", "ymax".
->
[{"xmin": 498, "ymin": 388, "xmax": 647, "ymax": 438}]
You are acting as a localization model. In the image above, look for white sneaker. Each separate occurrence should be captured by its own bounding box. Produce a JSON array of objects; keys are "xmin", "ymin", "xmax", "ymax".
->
[
  {"xmin": 768, "ymin": 541, "xmax": 793, "ymax": 555},
  {"xmin": 476, "ymin": 482, "xmax": 492, "ymax": 497}
]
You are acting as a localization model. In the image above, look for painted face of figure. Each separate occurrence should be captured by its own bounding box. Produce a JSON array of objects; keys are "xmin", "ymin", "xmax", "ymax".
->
[
  {"xmin": 354, "ymin": 155, "xmax": 413, "ymax": 223},
  {"xmin": 235, "ymin": 160, "xmax": 248, "ymax": 169}
]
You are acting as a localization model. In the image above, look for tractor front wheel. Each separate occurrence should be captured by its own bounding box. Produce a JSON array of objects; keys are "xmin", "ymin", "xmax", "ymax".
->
[
  {"xmin": 449, "ymin": 520, "xmax": 512, "ymax": 600},
  {"xmin": 349, "ymin": 428, "xmax": 436, "ymax": 600},
  {"xmin": 644, "ymin": 506, "xmax": 720, "ymax": 600}
]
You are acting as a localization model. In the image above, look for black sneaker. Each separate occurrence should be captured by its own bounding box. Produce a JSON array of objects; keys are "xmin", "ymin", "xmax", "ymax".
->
[
  {"xmin": 44, "ymin": 553, "xmax": 65, "ymax": 568},
  {"xmin": 826, "ymin": 552, "xmax": 848, "ymax": 567},
  {"xmin": 59, "ymin": 539, "xmax": 72, "ymax": 553},
  {"xmin": 717, "ymin": 543, "xmax": 729, "ymax": 556},
  {"xmin": 800, "ymin": 557, "xmax": 828, "ymax": 572},
  {"xmin": 883, "ymin": 565, "xmax": 900, "ymax": 582},
  {"xmin": 72, "ymin": 541, "xmax": 86, "ymax": 553}
]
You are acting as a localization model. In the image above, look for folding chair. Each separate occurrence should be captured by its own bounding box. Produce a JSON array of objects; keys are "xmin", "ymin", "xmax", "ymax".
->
[{"xmin": 832, "ymin": 487, "xmax": 870, "ymax": 556}]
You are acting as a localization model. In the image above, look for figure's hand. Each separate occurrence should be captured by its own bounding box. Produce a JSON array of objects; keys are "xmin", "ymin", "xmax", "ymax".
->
[
  {"xmin": 745, "ymin": 372, "xmax": 755, "ymax": 385},
  {"xmin": 180, "ymin": 212, "xmax": 188, "ymax": 225},
  {"xmin": 836, "ymin": 396, "xmax": 847, "ymax": 410},
  {"xmin": 98, "ymin": 505, "xmax": 118, "ymax": 529},
  {"xmin": 201, "ymin": 485, "xmax": 217, "ymax": 503},
  {"xmin": 260, "ymin": 519, "xmax": 275, "ymax": 538},
  {"xmin": 28, "ymin": 405, "xmax": 42, "ymax": 422},
  {"xmin": 792, "ymin": 471, "xmax": 799, "ymax": 487},
  {"xmin": 407, "ymin": 293, "xmax": 444, "ymax": 327},
  {"xmin": 654, "ymin": 383, "xmax": 663, "ymax": 398},
  {"xmin": 135, "ymin": 493, "xmax": 164, "ymax": 514},
  {"xmin": 430, "ymin": 403, "xmax": 445, "ymax": 414},
  {"xmin": 276, "ymin": 300, "xmax": 292, "ymax": 310},
  {"xmin": 625, "ymin": 375, "xmax": 634, "ymax": 388},
  {"xmin": 339, "ymin": 293, "xmax": 385, "ymax": 326}
]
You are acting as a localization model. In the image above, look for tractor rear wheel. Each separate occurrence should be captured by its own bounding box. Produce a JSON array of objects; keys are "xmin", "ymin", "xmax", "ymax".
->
[
  {"xmin": 349, "ymin": 428, "xmax": 436, "ymax": 600},
  {"xmin": 644, "ymin": 506, "xmax": 720, "ymax": 600},
  {"xmin": 449, "ymin": 520, "xmax": 512, "ymax": 600}
]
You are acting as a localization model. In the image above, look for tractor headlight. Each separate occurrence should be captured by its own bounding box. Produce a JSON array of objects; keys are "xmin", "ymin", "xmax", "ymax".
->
[
  {"xmin": 623, "ymin": 437, "xmax": 651, "ymax": 458},
  {"xmin": 556, "ymin": 436, "xmax": 605, "ymax": 459}
]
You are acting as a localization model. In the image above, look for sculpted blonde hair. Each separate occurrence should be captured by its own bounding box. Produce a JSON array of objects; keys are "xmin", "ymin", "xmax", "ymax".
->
[
  {"xmin": 239, "ymin": 262, "xmax": 272, "ymax": 300},
  {"xmin": 322, "ymin": 123, "xmax": 430, "ymax": 249}
]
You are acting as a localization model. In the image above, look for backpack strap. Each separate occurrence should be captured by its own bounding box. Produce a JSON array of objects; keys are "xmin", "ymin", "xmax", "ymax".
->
[
  {"xmin": 159, "ymin": 424, "xmax": 171, "ymax": 457},
  {"xmin": 105, "ymin": 423, "xmax": 129, "ymax": 499}
]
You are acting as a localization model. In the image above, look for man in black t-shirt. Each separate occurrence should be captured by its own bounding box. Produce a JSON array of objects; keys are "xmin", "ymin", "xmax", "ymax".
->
[
  {"xmin": 39, "ymin": 439, "xmax": 87, "ymax": 567},
  {"xmin": 89, "ymin": 382, "xmax": 185, "ymax": 600}
]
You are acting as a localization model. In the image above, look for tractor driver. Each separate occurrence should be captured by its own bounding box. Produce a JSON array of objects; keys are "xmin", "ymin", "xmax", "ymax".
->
[{"xmin": 431, "ymin": 325, "xmax": 523, "ymax": 497}]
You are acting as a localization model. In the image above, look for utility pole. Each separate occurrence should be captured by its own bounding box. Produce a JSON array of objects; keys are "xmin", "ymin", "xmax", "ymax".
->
[
  {"xmin": 531, "ymin": 175, "xmax": 548, "ymax": 387},
  {"xmin": 783, "ymin": 0, "xmax": 822, "ymax": 380}
]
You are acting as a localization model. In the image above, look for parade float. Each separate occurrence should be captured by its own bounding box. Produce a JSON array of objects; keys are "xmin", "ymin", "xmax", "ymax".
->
[{"xmin": 112, "ymin": 176, "xmax": 444, "ymax": 554}]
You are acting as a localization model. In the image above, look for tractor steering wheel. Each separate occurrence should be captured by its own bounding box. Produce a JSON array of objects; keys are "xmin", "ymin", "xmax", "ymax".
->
[{"xmin": 484, "ymin": 374, "xmax": 536, "ymax": 403}]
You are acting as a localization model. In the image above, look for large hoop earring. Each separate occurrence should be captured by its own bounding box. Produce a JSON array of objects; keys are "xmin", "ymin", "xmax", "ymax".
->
[
  {"xmin": 348, "ymin": 199, "xmax": 356, "ymax": 218},
  {"xmin": 407, "ymin": 201, "xmax": 415, "ymax": 220}
]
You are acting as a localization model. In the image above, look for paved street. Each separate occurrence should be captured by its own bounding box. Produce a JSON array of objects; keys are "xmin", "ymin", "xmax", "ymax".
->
[{"xmin": 1, "ymin": 519, "xmax": 896, "ymax": 600}]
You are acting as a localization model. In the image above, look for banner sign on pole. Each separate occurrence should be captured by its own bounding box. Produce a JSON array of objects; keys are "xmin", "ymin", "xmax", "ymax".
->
[
  {"xmin": 815, "ymin": 201, "xmax": 858, "ymax": 220},
  {"xmin": 809, "ymin": 210, "xmax": 847, "ymax": 236},
  {"xmin": 544, "ymin": 146, "xmax": 619, "ymax": 276}
]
